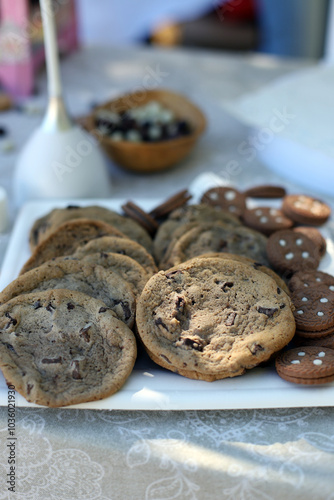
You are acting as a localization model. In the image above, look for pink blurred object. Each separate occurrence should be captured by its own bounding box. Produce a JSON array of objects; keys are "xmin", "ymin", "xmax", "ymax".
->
[{"xmin": 0, "ymin": 0, "xmax": 78, "ymax": 97}]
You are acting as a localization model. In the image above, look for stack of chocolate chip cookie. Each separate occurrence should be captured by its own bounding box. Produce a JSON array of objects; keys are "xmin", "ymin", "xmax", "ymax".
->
[{"xmin": 0, "ymin": 205, "xmax": 158, "ymax": 407}]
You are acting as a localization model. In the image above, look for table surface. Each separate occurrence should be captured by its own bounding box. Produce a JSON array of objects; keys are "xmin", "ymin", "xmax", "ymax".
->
[{"xmin": 1, "ymin": 45, "xmax": 333, "ymax": 500}]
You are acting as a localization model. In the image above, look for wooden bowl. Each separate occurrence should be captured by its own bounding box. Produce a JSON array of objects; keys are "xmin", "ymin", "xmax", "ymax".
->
[{"xmin": 84, "ymin": 89, "xmax": 206, "ymax": 173}]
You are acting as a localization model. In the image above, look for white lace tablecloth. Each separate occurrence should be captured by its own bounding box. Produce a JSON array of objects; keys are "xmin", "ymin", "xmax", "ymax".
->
[{"xmin": 0, "ymin": 46, "xmax": 333, "ymax": 500}]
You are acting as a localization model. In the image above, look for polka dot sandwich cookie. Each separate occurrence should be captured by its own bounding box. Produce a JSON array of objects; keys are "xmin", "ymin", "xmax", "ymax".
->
[
  {"xmin": 275, "ymin": 346, "xmax": 334, "ymax": 385},
  {"xmin": 291, "ymin": 285, "xmax": 334, "ymax": 338},
  {"xmin": 282, "ymin": 194, "xmax": 331, "ymax": 226},
  {"xmin": 242, "ymin": 207, "xmax": 293, "ymax": 236},
  {"xmin": 201, "ymin": 187, "xmax": 246, "ymax": 218},
  {"xmin": 266, "ymin": 229, "xmax": 320, "ymax": 276}
]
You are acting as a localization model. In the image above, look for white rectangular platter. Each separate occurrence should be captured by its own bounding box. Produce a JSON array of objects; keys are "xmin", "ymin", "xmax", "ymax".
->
[{"xmin": 1, "ymin": 198, "xmax": 334, "ymax": 410}]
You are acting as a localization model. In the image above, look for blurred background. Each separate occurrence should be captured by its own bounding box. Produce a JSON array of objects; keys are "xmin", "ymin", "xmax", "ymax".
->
[
  {"xmin": 75, "ymin": 0, "xmax": 333, "ymax": 60},
  {"xmin": 0, "ymin": 0, "xmax": 333, "ymax": 96}
]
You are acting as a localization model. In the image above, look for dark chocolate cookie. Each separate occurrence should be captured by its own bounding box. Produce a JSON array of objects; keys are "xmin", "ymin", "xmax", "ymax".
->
[
  {"xmin": 282, "ymin": 194, "xmax": 331, "ymax": 226},
  {"xmin": 266, "ymin": 230, "xmax": 320, "ymax": 276},
  {"xmin": 291, "ymin": 284, "xmax": 334, "ymax": 334},
  {"xmin": 149, "ymin": 189, "xmax": 192, "ymax": 220},
  {"xmin": 275, "ymin": 346, "xmax": 334, "ymax": 385},
  {"xmin": 122, "ymin": 201, "xmax": 159, "ymax": 236},
  {"xmin": 293, "ymin": 226, "xmax": 326, "ymax": 258},
  {"xmin": 242, "ymin": 207, "xmax": 293, "ymax": 236},
  {"xmin": 289, "ymin": 270, "xmax": 334, "ymax": 293},
  {"xmin": 244, "ymin": 185, "xmax": 286, "ymax": 199},
  {"xmin": 201, "ymin": 187, "xmax": 246, "ymax": 218}
]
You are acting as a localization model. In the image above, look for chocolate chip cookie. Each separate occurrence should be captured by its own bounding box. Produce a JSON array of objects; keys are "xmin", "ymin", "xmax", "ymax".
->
[
  {"xmin": 190, "ymin": 252, "xmax": 290, "ymax": 295},
  {"xmin": 165, "ymin": 222, "xmax": 269, "ymax": 268},
  {"xmin": 0, "ymin": 289, "xmax": 137, "ymax": 407},
  {"xmin": 21, "ymin": 219, "xmax": 126, "ymax": 275},
  {"xmin": 136, "ymin": 258, "xmax": 295, "ymax": 381},
  {"xmin": 29, "ymin": 205, "xmax": 152, "ymax": 252},
  {"xmin": 153, "ymin": 204, "xmax": 241, "ymax": 263},
  {"xmin": 74, "ymin": 236, "xmax": 157, "ymax": 276},
  {"xmin": 78, "ymin": 252, "xmax": 149, "ymax": 298},
  {"xmin": 1, "ymin": 258, "xmax": 136, "ymax": 328}
]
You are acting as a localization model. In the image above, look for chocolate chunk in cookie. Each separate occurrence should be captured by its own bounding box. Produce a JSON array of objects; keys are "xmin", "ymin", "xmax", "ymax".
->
[
  {"xmin": 275, "ymin": 346, "xmax": 334, "ymax": 385},
  {"xmin": 0, "ymin": 289, "xmax": 137, "ymax": 407},
  {"xmin": 201, "ymin": 187, "xmax": 246, "ymax": 217},
  {"xmin": 266, "ymin": 230, "xmax": 320, "ymax": 276},
  {"xmin": 242, "ymin": 207, "xmax": 293, "ymax": 235},
  {"xmin": 282, "ymin": 194, "xmax": 331, "ymax": 226}
]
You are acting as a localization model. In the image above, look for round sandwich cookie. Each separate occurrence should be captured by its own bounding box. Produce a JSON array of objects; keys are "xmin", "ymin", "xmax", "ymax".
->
[
  {"xmin": 122, "ymin": 201, "xmax": 159, "ymax": 236},
  {"xmin": 266, "ymin": 229, "xmax": 320, "ymax": 276},
  {"xmin": 293, "ymin": 226, "xmax": 327, "ymax": 258},
  {"xmin": 289, "ymin": 270, "xmax": 334, "ymax": 293},
  {"xmin": 149, "ymin": 189, "xmax": 192, "ymax": 220},
  {"xmin": 29, "ymin": 205, "xmax": 152, "ymax": 252},
  {"xmin": 165, "ymin": 222, "xmax": 269, "ymax": 268},
  {"xmin": 293, "ymin": 333, "xmax": 334, "ymax": 350},
  {"xmin": 242, "ymin": 207, "xmax": 293, "ymax": 236},
  {"xmin": 275, "ymin": 346, "xmax": 334, "ymax": 385},
  {"xmin": 291, "ymin": 284, "xmax": 334, "ymax": 334},
  {"xmin": 0, "ymin": 289, "xmax": 137, "ymax": 407},
  {"xmin": 136, "ymin": 258, "xmax": 295, "ymax": 381},
  {"xmin": 21, "ymin": 219, "xmax": 126, "ymax": 275},
  {"xmin": 244, "ymin": 185, "xmax": 286, "ymax": 199},
  {"xmin": 201, "ymin": 187, "xmax": 246, "ymax": 218},
  {"xmin": 74, "ymin": 236, "xmax": 157, "ymax": 276},
  {"xmin": 1, "ymin": 258, "xmax": 136, "ymax": 328},
  {"xmin": 153, "ymin": 204, "xmax": 241, "ymax": 264},
  {"xmin": 282, "ymin": 194, "xmax": 331, "ymax": 226}
]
